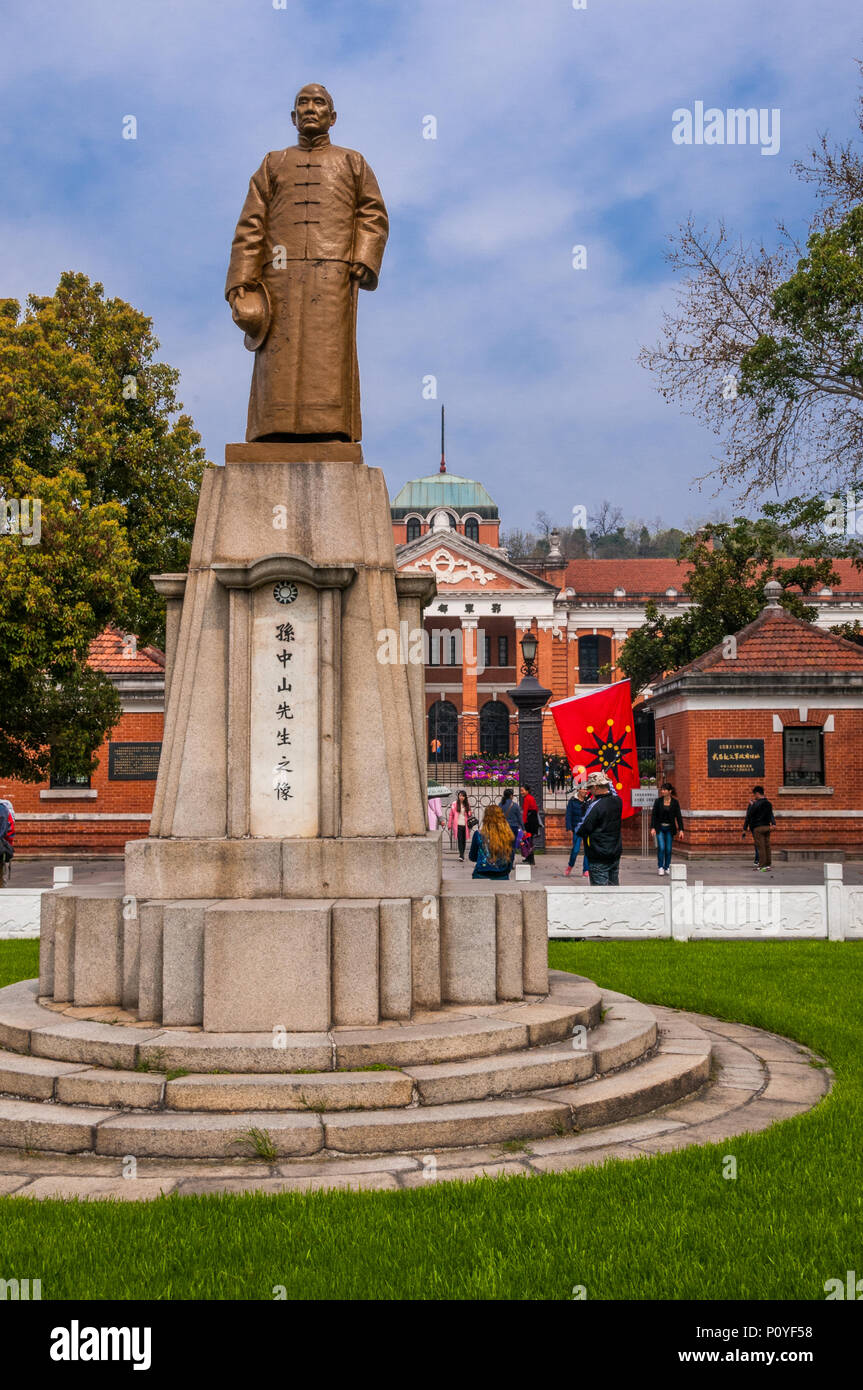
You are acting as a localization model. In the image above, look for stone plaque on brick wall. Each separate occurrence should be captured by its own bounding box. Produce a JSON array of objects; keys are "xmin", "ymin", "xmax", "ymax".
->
[
  {"xmin": 249, "ymin": 581, "xmax": 319, "ymax": 837},
  {"xmin": 108, "ymin": 742, "xmax": 162, "ymax": 780},
  {"xmin": 707, "ymin": 738, "xmax": 765, "ymax": 778}
]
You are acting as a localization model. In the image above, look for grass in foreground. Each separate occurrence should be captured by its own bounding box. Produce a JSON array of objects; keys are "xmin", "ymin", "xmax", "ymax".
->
[{"xmin": 0, "ymin": 938, "xmax": 860, "ymax": 1300}]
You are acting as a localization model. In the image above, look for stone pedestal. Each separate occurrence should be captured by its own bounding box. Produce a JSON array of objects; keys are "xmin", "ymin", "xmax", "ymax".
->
[
  {"xmin": 39, "ymin": 443, "xmax": 550, "ymax": 1031},
  {"xmin": 39, "ymin": 881, "xmax": 549, "ymax": 1031},
  {"xmin": 149, "ymin": 443, "xmax": 432, "ymax": 843}
]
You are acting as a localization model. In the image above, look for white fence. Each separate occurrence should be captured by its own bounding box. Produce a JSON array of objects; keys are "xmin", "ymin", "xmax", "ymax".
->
[
  {"xmin": 0, "ymin": 889, "xmax": 54, "ymax": 939},
  {"xmin": 547, "ymin": 863, "xmax": 860, "ymax": 941},
  {"xmin": 4, "ymin": 864, "xmax": 862, "ymax": 943}
]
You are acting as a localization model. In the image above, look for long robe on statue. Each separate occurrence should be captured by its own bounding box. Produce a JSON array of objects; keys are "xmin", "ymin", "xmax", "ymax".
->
[{"xmin": 225, "ymin": 132, "xmax": 389, "ymax": 442}]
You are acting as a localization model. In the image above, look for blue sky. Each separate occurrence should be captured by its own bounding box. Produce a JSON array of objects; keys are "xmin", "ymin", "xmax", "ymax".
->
[{"xmin": 1, "ymin": 0, "xmax": 860, "ymax": 533}]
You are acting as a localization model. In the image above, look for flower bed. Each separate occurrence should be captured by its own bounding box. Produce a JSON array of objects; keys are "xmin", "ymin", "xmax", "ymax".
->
[{"xmin": 462, "ymin": 755, "xmax": 519, "ymax": 784}]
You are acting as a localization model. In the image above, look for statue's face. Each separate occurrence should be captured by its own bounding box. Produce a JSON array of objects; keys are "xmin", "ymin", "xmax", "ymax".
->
[{"xmin": 291, "ymin": 86, "xmax": 336, "ymax": 137}]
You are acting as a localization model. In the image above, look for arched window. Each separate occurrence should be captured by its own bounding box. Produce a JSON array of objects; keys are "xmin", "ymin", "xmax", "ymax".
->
[
  {"xmin": 406, "ymin": 518, "xmax": 421, "ymax": 542},
  {"xmin": 480, "ymin": 700, "xmax": 510, "ymax": 756},
  {"xmin": 465, "ymin": 517, "xmax": 479, "ymax": 542},
  {"xmin": 428, "ymin": 700, "xmax": 458, "ymax": 761}
]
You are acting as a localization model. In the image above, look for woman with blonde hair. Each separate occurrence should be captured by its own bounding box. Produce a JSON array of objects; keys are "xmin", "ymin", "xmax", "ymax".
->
[{"xmin": 468, "ymin": 803, "xmax": 515, "ymax": 880}]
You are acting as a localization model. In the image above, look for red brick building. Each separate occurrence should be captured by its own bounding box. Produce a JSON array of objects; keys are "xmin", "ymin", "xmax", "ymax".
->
[
  {"xmin": 643, "ymin": 582, "xmax": 863, "ymax": 857},
  {"xmin": 6, "ymin": 460, "xmax": 863, "ymax": 855},
  {"xmin": 0, "ymin": 628, "xmax": 165, "ymax": 856},
  {"xmin": 393, "ymin": 464, "xmax": 863, "ymax": 771}
]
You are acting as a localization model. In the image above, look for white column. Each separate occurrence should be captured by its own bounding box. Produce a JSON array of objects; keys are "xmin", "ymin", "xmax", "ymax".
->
[{"xmin": 825, "ymin": 862, "xmax": 844, "ymax": 941}]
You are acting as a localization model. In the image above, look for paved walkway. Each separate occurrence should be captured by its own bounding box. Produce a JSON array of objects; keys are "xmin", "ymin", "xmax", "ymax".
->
[
  {"xmin": 0, "ymin": 1008, "xmax": 831, "ymax": 1198},
  {"xmin": 441, "ymin": 847, "xmax": 859, "ymax": 886},
  {"xmin": 7, "ymin": 851, "xmax": 859, "ymax": 891}
]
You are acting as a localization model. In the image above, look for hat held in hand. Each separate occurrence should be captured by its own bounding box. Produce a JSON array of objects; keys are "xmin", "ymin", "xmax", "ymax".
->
[{"xmin": 231, "ymin": 283, "xmax": 272, "ymax": 352}]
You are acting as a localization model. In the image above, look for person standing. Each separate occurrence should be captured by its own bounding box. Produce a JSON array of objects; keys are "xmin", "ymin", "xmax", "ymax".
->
[
  {"xmin": 650, "ymin": 783, "xmax": 684, "ymax": 875},
  {"xmin": 468, "ymin": 804, "xmax": 515, "ymax": 880},
  {"xmin": 0, "ymin": 799, "xmax": 15, "ymax": 886},
  {"xmin": 564, "ymin": 785, "xmax": 590, "ymax": 877},
  {"xmin": 520, "ymin": 783, "xmax": 540, "ymax": 867},
  {"xmin": 743, "ymin": 786, "xmax": 776, "ymax": 872},
  {"xmin": 576, "ymin": 771, "xmax": 623, "ymax": 885},
  {"xmin": 447, "ymin": 790, "xmax": 472, "ymax": 862},
  {"xmin": 500, "ymin": 788, "xmax": 524, "ymax": 840}
]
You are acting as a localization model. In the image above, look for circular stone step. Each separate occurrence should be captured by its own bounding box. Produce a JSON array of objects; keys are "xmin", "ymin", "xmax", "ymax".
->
[
  {"xmin": 0, "ymin": 1011, "xmax": 832, "ymax": 1195},
  {"xmin": 0, "ymin": 976, "xmax": 601, "ymax": 1072},
  {"xmin": 0, "ymin": 972, "xmax": 714, "ymax": 1157},
  {"xmin": 0, "ymin": 1039, "xmax": 711, "ymax": 1158},
  {"xmin": 0, "ymin": 1008, "xmax": 658, "ymax": 1112},
  {"xmin": 0, "ymin": 1006, "xmax": 658, "ymax": 1113}
]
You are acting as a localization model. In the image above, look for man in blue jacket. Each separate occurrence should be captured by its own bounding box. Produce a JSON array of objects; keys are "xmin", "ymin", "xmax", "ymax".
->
[{"xmin": 564, "ymin": 785, "xmax": 590, "ymax": 877}]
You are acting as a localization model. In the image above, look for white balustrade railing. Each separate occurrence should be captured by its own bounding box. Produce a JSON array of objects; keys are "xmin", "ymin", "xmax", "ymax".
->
[{"xmin": 547, "ymin": 863, "xmax": 858, "ymax": 940}]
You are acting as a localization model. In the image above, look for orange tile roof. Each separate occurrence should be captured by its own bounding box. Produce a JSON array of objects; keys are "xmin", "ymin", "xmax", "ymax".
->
[
  {"xmin": 666, "ymin": 604, "xmax": 863, "ymax": 678},
  {"xmin": 563, "ymin": 558, "xmax": 688, "ymax": 594},
  {"xmin": 562, "ymin": 556, "xmax": 863, "ymax": 599},
  {"xmin": 87, "ymin": 626, "xmax": 165, "ymax": 674}
]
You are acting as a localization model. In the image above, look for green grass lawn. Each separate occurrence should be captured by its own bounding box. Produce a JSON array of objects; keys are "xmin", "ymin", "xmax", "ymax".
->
[{"xmin": 0, "ymin": 937, "xmax": 860, "ymax": 1300}]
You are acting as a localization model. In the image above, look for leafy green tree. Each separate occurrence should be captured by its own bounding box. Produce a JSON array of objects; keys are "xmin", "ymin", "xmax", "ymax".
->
[
  {"xmin": 636, "ymin": 525, "xmax": 686, "ymax": 557},
  {"xmin": 735, "ymin": 206, "xmax": 863, "ymax": 481},
  {"xmin": 829, "ymin": 618, "xmax": 863, "ymax": 646},
  {"xmin": 0, "ymin": 461, "xmax": 135, "ymax": 781},
  {"xmin": 591, "ymin": 527, "xmax": 636, "ymax": 559},
  {"xmin": 639, "ymin": 72, "xmax": 863, "ymax": 496},
  {"xmin": 618, "ymin": 505, "xmax": 851, "ymax": 693},
  {"xmin": 0, "ymin": 272, "xmax": 209, "ymax": 647},
  {"xmin": 560, "ymin": 525, "xmax": 589, "ymax": 558}
]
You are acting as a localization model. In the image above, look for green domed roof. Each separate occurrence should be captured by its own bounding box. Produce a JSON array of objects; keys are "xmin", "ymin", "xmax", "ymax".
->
[{"xmin": 391, "ymin": 473, "xmax": 498, "ymax": 517}]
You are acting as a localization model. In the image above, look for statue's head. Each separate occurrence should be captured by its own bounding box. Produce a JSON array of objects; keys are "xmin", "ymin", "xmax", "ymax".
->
[{"xmin": 292, "ymin": 84, "xmax": 336, "ymax": 138}]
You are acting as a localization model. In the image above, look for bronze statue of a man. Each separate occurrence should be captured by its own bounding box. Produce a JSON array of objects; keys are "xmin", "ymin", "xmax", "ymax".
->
[{"xmin": 226, "ymin": 84, "xmax": 389, "ymax": 443}]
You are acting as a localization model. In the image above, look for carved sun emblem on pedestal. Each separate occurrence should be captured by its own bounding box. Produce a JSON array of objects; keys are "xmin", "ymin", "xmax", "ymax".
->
[{"xmin": 273, "ymin": 581, "xmax": 298, "ymax": 605}]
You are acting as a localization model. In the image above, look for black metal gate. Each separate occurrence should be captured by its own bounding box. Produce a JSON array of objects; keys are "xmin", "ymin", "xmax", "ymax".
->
[{"xmin": 427, "ymin": 700, "xmax": 458, "ymax": 761}]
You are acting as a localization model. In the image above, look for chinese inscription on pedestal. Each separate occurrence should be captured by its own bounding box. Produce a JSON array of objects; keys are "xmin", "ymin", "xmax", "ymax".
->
[{"xmin": 249, "ymin": 581, "xmax": 319, "ymax": 836}]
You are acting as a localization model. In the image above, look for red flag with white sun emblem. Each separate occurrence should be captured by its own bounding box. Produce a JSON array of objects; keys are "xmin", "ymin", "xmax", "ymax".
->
[{"xmin": 550, "ymin": 679, "xmax": 640, "ymax": 817}]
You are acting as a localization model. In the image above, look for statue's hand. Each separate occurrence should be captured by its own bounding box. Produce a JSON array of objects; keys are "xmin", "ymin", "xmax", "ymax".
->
[
  {"xmin": 230, "ymin": 284, "xmax": 268, "ymax": 340},
  {"xmin": 349, "ymin": 262, "xmax": 374, "ymax": 289},
  {"xmin": 228, "ymin": 284, "xmax": 255, "ymax": 309}
]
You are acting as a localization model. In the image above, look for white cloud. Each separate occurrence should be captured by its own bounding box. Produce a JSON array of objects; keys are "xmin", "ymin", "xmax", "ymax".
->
[{"xmin": 0, "ymin": 0, "xmax": 860, "ymax": 526}]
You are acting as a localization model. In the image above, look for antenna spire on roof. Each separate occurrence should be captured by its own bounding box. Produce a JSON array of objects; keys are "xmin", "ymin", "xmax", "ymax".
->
[{"xmin": 439, "ymin": 403, "xmax": 446, "ymax": 474}]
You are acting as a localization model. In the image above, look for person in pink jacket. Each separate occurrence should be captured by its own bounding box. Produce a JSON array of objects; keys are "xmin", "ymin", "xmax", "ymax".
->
[{"xmin": 447, "ymin": 791, "xmax": 472, "ymax": 861}]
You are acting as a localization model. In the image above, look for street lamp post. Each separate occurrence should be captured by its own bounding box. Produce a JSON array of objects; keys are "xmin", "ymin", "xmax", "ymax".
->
[{"xmin": 508, "ymin": 630, "xmax": 552, "ymax": 849}]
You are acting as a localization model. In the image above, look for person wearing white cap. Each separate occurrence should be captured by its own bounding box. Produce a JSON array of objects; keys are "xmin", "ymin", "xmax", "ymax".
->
[{"xmin": 575, "ymin": 772, "xmax": 623, "ymax": 885}]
